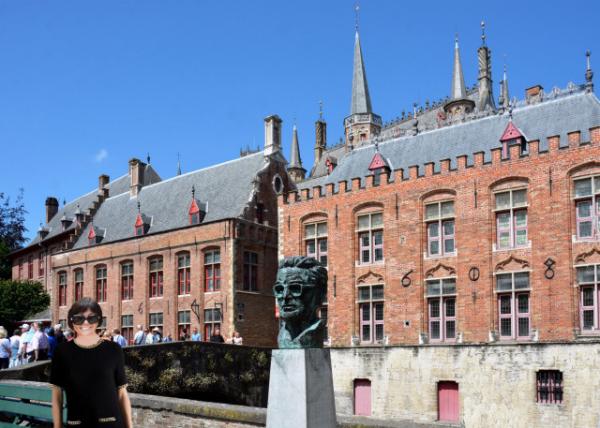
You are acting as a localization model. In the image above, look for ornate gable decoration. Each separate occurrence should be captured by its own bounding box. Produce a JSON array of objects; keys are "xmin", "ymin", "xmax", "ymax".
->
[
  {"xmin": 500, "ymin": 121, "xmax": 524, "ymax": 142},
  {"xmin": 495, "ymin": 255, "xmax": 530, "ymax": 272},
  {"xmin": 368, "ymin": 152, "xmax": 389, "ymax": 171},
  {"xmin": 575, "ymin": 248, "xmax": 600, "ymax": 264},
  {"xmin": 425, "ymin": 263, "xmax": 456, "ymax": 278},
  {"xmin": 357, "ymin": 270, "xmax": 384, "ymax": 285}
]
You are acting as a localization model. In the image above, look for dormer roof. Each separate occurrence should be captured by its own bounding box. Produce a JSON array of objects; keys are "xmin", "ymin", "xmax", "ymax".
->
[{"xmin": 500, "ymin": 120, "xmax": 525, "ymax": 142}]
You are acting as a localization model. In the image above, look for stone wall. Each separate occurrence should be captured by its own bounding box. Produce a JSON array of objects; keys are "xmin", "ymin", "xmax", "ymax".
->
[{"xmin": 330, "ymin": 342, "xmax": 600, "ymax": 428}]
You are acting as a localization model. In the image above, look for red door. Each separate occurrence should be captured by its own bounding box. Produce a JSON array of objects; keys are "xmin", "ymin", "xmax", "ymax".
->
[
  {"xmin": 438, "ymin": 381, "xmax": 459, "ymax": 422},
  {"xmin": 354, "ymin": 379, "xmax": 371, "ymax": 416}
]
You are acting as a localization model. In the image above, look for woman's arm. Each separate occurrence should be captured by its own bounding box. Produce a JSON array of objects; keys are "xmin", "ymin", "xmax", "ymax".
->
[
  {"xmin": 51, "ymin": 386, "xmax": 63, "ymax": 428},
  {"xmin": 118, "ymin": 387, "xmax": 133, "ymax": 428}
]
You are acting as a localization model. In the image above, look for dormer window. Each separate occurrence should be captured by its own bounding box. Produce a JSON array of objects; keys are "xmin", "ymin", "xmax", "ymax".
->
[
  {"xmin": 88, "ymin": 227, "xmax": 96, "ymax": 245},
  {"xmin": 325, "ymin": 157, "xmax": 337, "ymax": 174},
  {"xmin": 88, "ymin": 225, "xmax": 104, "ymax": 245},
  {"xmin": 134, "ymin": 214, "xmax": 145, "ymax": 236},
  {"xmin": 61, "ymin": 214, "xmax": 72, "ymax": 232},
  {"xmin": 500, "ymin": 120, "xmax": 527, "ymax": 159},
  {"xmin": 188, "ymin": 185, "xmax": 206, "ymax": 225},
  {"xmin": 368, "ymin": 150, "xmax": 390, "ymax": 186}
]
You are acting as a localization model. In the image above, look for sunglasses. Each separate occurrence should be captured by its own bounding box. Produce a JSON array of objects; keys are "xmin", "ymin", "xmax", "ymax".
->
[{"xmin": 70, "ymin": 314, "xmax": 100, "ymax": 325}]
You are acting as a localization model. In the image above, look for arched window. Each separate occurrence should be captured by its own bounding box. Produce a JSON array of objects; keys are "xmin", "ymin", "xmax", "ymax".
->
[
  {"xmin": 424, "ymin": 199, "xmax": 455, "ymax": 257},
  {"xmin": 303, "ymin": 215, "xmax": 328, "ymax": 266},
  {"xmin": 148, "ymin": 256, "xmax": 163, "ymax": 297},
  {"xmin": 95, "ymin": 265, "xmax": 107, "ymax": 302},
  {"xmin": 74, "ymin": 268, "xmax": 84, "ymax": 301},
  {"xmin": 58, "ymin": 271, "xmax": 67, "ymax": 307},
  {"xmin": 491, "ymin": 179, "xmax": 528, "ymax": 250},
  {"xmin": 355, "ymin": 206, "xmax": 384, "ymax": 265},
  {"xmin": 177, "ymin": 252, "xmax": 191, "ymax": 295}
]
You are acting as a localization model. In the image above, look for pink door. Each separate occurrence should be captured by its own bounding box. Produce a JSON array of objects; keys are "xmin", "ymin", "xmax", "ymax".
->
[
  {"xmin": 354, "ymin": 379, "xmax": 371, "ymax": 416},
  {"xmin": 438, "ymin": 381, "xmax": 459, "ymax": 422}
]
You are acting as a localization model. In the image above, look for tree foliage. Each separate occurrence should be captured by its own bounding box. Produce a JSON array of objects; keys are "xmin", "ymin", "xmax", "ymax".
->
[
  {"xmin": 0, "ymin": 189, "xmax": 27, "ymax": 280},
  {"xmin": 0, "ymin": 280, "xmax": 49, "ymax": 328}
]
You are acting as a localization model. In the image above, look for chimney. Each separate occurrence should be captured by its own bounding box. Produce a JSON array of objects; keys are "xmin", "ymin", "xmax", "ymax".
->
[
  {"xmin": 264, "ymin": 115, "xmax": 282, "ymax": 156},
  {"xmin": 314, "ymin": 119, "xmax": 327, "ymax": 164},
  {"xmin": 98, "ymin": 174, "xmax": 109, "ymax": 191},
  {"xmin": 525, "ymin": 85, "xmax": 543, "ymax": 104},
  {"xmin": 45, "ymin": 197, "xmax": 59, "ymax": 223},
  {"xmin": 129, "ymin": 158, "xmax": 146, "ymax": 196}
]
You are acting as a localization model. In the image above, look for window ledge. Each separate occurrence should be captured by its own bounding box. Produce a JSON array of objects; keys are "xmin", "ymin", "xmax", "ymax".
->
[
  {"xmin": 355, "ymin": 260, "xmax": 385, "ymax": 267},
  {"xmin": 149, "ymin": 297, "xmax": 163, "ymax": 300},
  {"xmin": 121, "ymin": 299, "xmax": 133, "ymax": 302},
  {"xmin": 492, "ymin": 242, "xmax": 532, "ymax": 252},
  {"xmin": 177, "ymin": 294, "xmax": 192, "ymax": 297},
  {"xmin": 204, "ymin": 290, "xmax": 221, "ymax": 294},
  {"xmin": 572, "ymin": 235, "xmax": 600, "ymax": 244},
  {"xmin": 423, "ymin": 252, "xmax": 457, "ymax": 260},
  {"xmin": 236, "ymin": 290, "xmax": 264, "ymax": 295}
]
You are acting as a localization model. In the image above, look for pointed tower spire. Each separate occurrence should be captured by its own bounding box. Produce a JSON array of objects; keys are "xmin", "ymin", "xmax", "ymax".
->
[
  {"xmin": 444, "ymin": 34, "xmax": 475, "ymax": 120},
  {"xmin": 177, "ymin": 153, "xmax": 182, "ymax": 176},
  {"xmin": 477, "ymin": 21, "xmax": 495, "ymax": 112},
  {"xmin": 351, "ymin": 31, "xmax": 372, "ymax": 115},
  {"xmin": 451, "ymin": 35, "xmax": 467, "ymax": 100},
  {"xmin": 344, "ymin": 3, "xmax": 381, "ymax": 149},
  {"xmin": 499, "ymin": 64, "xmax": 510, "ymax": 110},
  {"xmin": 314, "ymin": 101, "xmax": 327, "ymax": 169},
  {"xmin": 287, "ymin": 124, "xmax": 306, "ymax": 183},
  {"xmin": 586, "ymin": 50, "xmax": 594, "ymax": 92}
]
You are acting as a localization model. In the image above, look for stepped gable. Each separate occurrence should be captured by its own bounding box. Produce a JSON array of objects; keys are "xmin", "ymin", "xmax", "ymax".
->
[
  {"xmin": 24, "ymin": 166, "xmax": 161, "ymax": 249},
  {"xmin": 73, "ymin": 152, "xmax": 267, "ymax": 249},
  {"xmin": 299, "ymin": 90, "xmax": 600, "ymax": 192}
]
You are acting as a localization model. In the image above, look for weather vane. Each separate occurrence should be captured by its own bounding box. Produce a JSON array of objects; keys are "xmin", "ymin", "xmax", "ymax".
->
[
  {"xmin": 354, "ymin": 1, "xmax": 360, "ymax": 32},
  {"xmin": 481, "ymin": 21, "xmax": 486, "ymax": 45},
  {"xmin": 319, "ymin": 100, "xmax": 323, "ymax": 120}
]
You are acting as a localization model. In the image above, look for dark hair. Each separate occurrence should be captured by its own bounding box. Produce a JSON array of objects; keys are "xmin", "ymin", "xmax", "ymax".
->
[
  {"xmin": 67, "ymin": 297, "xmax": 103, "ymax": 330},
  {"xmin": 12, "ymin": 329, "xmax": 20, "ymax": 336}
]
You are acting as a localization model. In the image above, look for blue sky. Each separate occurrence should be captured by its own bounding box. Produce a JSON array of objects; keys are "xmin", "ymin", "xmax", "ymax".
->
[{"xmin": 1, "ymin": 0, "xmax": 598, "ymax": 242}]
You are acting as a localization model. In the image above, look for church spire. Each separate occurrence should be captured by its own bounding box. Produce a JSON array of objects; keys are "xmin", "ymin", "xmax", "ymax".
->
[
  {"xmin": 451, "ymin": 35, "xmax": 467, "ymax": 100},
  {"xmin": 477, "ymin": 21, "xmax": 495, "ymax": 112},
  {"xmin": 351, "ymin": 30, "xmax": 373, "ymax": 115},
  {"xmin": 287, "ymin": 124, "xmax": 306, "ymax": 183},
  {"xmin": 344, "ymin": 3, "xmax": 381, "ymax": 149},
  {"xmin": 499, "ymin": 65, "xmax": 510, "ymax": 110},
  {"xmin": 444, "ymin": 34, "xmax": 475, "ymax": 121}
]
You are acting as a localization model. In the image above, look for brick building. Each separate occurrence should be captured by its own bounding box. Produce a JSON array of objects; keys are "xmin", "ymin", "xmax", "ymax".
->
[
  {"xmin": 12, "ymin": 115, "xmax": 293, "ymax": 346},
  {"xmin": 280, "ymin": 26, "xmax": 600, "ymax": 425}
]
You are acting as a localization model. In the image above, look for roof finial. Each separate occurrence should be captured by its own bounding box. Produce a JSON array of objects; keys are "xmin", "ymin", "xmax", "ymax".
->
[
  {"xmin": 354, "ymin": 1, "xmax": 360, "ymax": 32},
  {"xmin": 319, "ymin": 100, "xmax": 323, "ymax": 120},
  {"xmin": 481, "ymin": 21, "xmax": 486, "ymax": 46},
  {"xmin": 146, "ymin": 153, "xmax": 151, "ymax": 164},
  {"xmin": 177, "ymin": 153, "xmax": 182, "ymax": 176},
  {"xmin": 455, "ymin": 33, "xmax": 459, "ymax": 49},
  {"xmin": 191, "ymin": 185, "xmax": 196, "ymax": 199},
  {"xmin": 586, "ymin": 50, "xmax": 594, "ymax": 87},
  {"xmin": 137, "ymin": 201, "xmax": 141, "ymax": 213},
  {"xmin": 413, "ymin": 102, "xmax": 417, "ymax": 118}
]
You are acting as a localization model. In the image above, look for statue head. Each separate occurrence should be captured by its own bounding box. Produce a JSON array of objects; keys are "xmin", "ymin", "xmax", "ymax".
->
[{"xmin": 274, "ymin": 257, "xmax": 327, "ymax": 325}]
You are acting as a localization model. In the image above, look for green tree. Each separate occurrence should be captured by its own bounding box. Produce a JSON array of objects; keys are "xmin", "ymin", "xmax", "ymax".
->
[
  {"xmin": 0, "ymin": 280, "xmax": 49, "ymax": 328},
  {"xmin": 0, "ymin": 189, "xmax": 28, "ymax": 280}
]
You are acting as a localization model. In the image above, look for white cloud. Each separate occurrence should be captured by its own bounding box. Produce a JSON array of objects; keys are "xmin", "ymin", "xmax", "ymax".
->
[{"xmin": 95, "ymin": 149, "xmax": 108, "ymax": 163}]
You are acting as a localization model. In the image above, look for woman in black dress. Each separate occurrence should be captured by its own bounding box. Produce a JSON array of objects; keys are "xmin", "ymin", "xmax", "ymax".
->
[{"xmin": 51, "ymin": 298, "xmax": 132, "ymax": 428}]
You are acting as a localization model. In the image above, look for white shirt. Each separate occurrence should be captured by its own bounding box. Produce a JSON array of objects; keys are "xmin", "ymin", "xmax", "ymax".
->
[{"xmin": 31, "ymin": 330, "xmax": 49, "ymax": 351}]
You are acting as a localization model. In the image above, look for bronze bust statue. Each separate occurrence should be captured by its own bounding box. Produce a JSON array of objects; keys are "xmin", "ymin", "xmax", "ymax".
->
[{"xmin": 273, "ymin": 257, "xmax": 328, "ymax": 349}]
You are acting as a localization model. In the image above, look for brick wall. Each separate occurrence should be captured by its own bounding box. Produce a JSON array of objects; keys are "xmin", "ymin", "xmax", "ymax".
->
[{"xmin": 281, "ymin": 128, "xmax": 600, "ymax": 346}]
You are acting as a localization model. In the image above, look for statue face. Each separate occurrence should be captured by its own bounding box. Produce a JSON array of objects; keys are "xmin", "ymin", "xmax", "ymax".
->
[{"xmin": 274, "ymin": 267, "xmax": 320, "ymax": 321}]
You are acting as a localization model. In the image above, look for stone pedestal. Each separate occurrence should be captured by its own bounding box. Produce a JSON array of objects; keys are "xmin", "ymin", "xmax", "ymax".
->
[{"xmin": 266, "ymin": 348, "xmax": 336, "ymax": 428}]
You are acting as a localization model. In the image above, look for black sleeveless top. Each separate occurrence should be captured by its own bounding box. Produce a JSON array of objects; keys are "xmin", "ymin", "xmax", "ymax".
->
[{"xmin": 50, "ymin": 339, "xmax": 127, "ymax": 427}]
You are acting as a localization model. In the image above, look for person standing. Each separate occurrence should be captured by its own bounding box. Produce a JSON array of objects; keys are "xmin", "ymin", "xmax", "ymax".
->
[
  {"xmin": 209, "ymin": 327, "xmax": 225, "ymax": 343},
  {"xmin": 144, "ymin": 328, "xmax": 154, "ymax": 344},
  {"xmin": 46, "ymin": 328, "xmax": 57, "ymax": 359},
  {"xmin": 53, "ymin": 324, "xmax": 65, "ymax": 345},
  {"xmin": 9, "ymin": 330, "xmax": 20, "ymax": 368},
  {"xmin": 178, "ymin": 328, "xmax": 189, "ymax": 341},
  {"xmin": 50, "ymin": 297, "xmax": 132, "ymax": 428},
  {"xmin": 230, "ymin": 331, "xmax": 243, "ymax": 346},
  {"xmin": 151, "ymin": 328, "xmax": 162, "ymax": 343},
  {"xmin": 133, "ymin": 325, "xmax": 145, "ymax": 346},
  {"xmin": 0, "ymin": 328, "xmax": 11, "ymax": 369},
  {"xmin": 162, "ymin": 333, "xmax": 173, "ymax": 343},
  {"xmin": 31, "ymin": 322, "xmax": 49, "ymax": 361},
  {"xmin": 112, "ymin": 329, "xmax": 128, "ymax": 347},
  {"xmin": 190, "ymin": 327, "xmax": 201, "ymax": 342},
  {"xmin": 18, "ymin": 324, "xmax": 33, "ymax": 364}
]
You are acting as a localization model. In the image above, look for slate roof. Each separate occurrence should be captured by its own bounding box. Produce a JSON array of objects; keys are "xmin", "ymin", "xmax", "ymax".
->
[
  {"xmin": 22, "ymin": 165, "xmax": 161, "ymax": 250},
  {"xmin": 72, "ymin": 152, "xmax": 269, "ymax": 249},
  {"xmin": 299, "ymin": 90, "xmax": 600, "ymax": 192}
]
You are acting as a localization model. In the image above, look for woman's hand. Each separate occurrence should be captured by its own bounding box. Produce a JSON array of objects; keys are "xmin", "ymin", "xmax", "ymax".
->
[
  {"xmin": 51, "ymin": 386, "xmax": 63, "ymax": 428},
  {"xmin": 118, "ymin": 386, "xmax": 133, "ymax": 428}
]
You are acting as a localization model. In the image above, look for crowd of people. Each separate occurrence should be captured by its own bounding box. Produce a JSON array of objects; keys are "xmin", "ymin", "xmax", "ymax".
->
[{"xmin": 0, "ymin": 322, "xmax": 244, "ymax": 369}]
